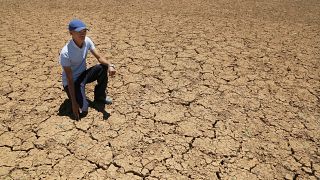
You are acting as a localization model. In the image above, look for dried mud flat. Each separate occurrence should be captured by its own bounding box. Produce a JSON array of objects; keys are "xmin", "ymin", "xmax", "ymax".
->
[{"xmin": 0, "ymin": 0, "xmax": 319, "ymax": 179}]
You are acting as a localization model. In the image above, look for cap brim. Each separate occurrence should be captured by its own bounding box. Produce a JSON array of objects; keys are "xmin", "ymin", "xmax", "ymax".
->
[{"xmin": 74, "ymin": 27, "xmax": 89, "ymax": 32}]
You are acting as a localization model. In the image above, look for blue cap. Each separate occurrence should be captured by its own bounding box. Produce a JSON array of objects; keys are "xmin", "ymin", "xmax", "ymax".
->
[{"xmin": 68, "ymin": 19, "xmax": 88, "ymax": 32}]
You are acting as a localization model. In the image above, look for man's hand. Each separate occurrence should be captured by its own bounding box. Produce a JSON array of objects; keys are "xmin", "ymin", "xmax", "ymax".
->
[
  {"xmin": 72, "ymin": 101, "xmax": 80, "ymax": 120},
  {"xmin": 108, "ymin": 65, "xmax": 116, "ymax": 77}
]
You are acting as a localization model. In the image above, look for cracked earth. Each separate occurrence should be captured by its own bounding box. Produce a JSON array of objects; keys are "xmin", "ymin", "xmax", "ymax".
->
[{"xmin": 0, "ymin": 0, "xmax": 319, "ymax": 179}]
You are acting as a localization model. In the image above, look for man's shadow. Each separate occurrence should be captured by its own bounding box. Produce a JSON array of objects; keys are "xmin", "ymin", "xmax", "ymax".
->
[{"xmin": 58, "ymin": 99, "xmax": 110, "ymax": 120}]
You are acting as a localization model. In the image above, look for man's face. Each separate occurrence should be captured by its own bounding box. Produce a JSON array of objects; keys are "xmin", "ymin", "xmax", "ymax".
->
[{"xmin": 70, "ymin": 29, "xmax": 87, "ymax": 43}]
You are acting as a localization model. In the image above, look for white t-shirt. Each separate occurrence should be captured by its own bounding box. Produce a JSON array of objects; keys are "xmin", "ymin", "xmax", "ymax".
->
[{"xmin": 59, "ymin": 37, "xmax": 95, "ymax": 86}]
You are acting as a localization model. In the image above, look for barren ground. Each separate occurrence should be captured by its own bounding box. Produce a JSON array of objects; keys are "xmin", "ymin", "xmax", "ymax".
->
[{"xmin": 0, "ymin": 0, "xmax": 319, "ymax": 179}]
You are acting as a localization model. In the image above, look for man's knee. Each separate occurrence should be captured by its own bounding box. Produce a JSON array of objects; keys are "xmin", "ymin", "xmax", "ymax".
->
[
  {"xmin": 98, "ymin": 64, "xmax": 107, "ymax": 70},
  {"xmin": 100, "ymin": 64, "xmax": 108, "ymax": 69},
  {"xmin": 98, "ymin": 64, "xmax": 108, "ymax": 76}
]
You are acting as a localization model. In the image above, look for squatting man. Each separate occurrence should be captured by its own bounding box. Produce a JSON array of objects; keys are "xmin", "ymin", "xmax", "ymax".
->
[{"xmin": 59, "ymin": 19, "xmax": 116, "ymax": 120}]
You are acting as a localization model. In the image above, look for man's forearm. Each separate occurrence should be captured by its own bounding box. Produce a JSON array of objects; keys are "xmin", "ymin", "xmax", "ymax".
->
[
  {"xmin": 67, "ymin": 79, "xmax": 77, "ymax": 104},
  {"xmin": 97, "ymin": 57, "xmax": 111, "ymax": 66},
  {"xmin": 91, "ymin": 49, "xmax": 111, "ymax": 66}
]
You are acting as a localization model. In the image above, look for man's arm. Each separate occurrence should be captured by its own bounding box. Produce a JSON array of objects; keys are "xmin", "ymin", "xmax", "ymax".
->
[
  {"xmin": 90, "ymin": 48, "xmax": 109, "ymax": 65},
  {"xmin": 90, "ymin": 49, "xmax": 116, "ymax": 76},
  {"xmin": 63, "ymin": 66, "xmax": 80, "ymax": 119}
]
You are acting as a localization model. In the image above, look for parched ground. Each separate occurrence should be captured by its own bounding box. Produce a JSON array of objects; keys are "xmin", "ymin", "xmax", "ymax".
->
[{"xmin": 0, "ymin": 0, "xmax": 319, "ymax": 179}]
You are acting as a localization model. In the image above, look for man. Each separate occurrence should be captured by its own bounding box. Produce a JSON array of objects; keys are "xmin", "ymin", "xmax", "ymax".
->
[{"xmin": 59, "ymin": 19, "xmax": 116, "ymax": 120}]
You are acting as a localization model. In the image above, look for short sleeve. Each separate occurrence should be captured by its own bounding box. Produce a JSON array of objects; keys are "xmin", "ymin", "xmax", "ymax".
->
[
  {"xmin": 59, "ymin": 52, "xmax": 71, "ymax": 67},
  {"xmin": 86, "ymin": 37, "xmax": 95, "ymax": 51}
]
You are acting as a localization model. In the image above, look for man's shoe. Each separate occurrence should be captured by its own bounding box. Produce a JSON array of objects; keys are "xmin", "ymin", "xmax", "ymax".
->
[{"xmin": 94, "ymin": 96, "xmax": 113, "ymax": 105}]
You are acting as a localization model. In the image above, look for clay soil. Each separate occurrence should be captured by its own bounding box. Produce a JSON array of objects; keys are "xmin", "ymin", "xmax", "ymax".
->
[{"xmin": 0, "ymin": 0, "xmax": 319, "ymax": 179}]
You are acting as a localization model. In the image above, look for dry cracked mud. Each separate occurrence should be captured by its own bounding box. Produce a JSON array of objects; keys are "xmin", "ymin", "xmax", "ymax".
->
[{"xmin": 0, "ymin": 0, "xmax": 319, "ymax": 179}]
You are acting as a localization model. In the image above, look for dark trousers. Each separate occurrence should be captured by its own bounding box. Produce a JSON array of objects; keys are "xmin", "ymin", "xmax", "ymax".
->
[{"xmin": 64, "ymin": 64, "xmax": 108, "ymax": 111}]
